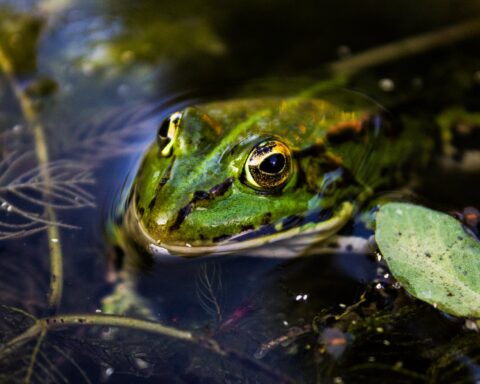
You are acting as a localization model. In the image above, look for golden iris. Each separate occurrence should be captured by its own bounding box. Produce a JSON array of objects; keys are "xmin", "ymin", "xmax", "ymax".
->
[{"xmin": 244, "ymin": 140, "xmax": 292, "ymax": 191}]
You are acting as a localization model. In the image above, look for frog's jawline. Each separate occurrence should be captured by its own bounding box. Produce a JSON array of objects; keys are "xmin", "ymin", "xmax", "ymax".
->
[{"xmin": 125, "ymin": 199, "xmax": 354, "ymax": 258}]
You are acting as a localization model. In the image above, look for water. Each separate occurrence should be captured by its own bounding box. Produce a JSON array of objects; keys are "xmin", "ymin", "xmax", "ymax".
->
[{"xmin": 1, "ymin": 0, "xmax": 480, "ymax": 383}]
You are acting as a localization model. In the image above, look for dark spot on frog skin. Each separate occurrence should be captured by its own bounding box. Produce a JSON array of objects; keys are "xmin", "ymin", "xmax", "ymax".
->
[
  {"xmin": 327, "ymin": 120, "xmax": 365, "ymax": 143},
  {"xmin": 213, "ymin": 234, "xmax": 231, "ymax": 243},
  {"xmin": 171, "ymin": 204, "xmax": 193, "ymax": 231},
  {"xmin": 241, "ymin": 225, "xmax": 254, "ymax": 232},
  {"xmin": 193, "ymin": 190, "xmax": 210, "ymax": 200},
  {"xmin": 209, "ymin": 177, "xmax": 234, "ymax": 197},
  {"xmin": 170, "ymin": 178, "xmax": 234, "ymax": 231},
  {"xmin": 346, "ymin": 244, "xmax": 354, "ymax": 252},
  {"xmin": 147, "ymin": 157, "xmax": 177, "ymax": 211},
  {"xmin": 148, "ymin": 196, "xmax": 157, "ymax": 210},
  {"xmin": 228, "ymin": 144, "xmax": 239, "ymax": 156},
  {"xmin": 159, "ymin": 157, "xmax": 176, "ymax": 188},
  {"xmin": 282, "ymin": 215, "xmax": 303, "ymax": 230},
  {"xmin": 294, "ymin": 143, "xmax": 326, "ymax": 159},
  {"xmin": 261, "ymin": 212, "xmax": 272, "ymax": 225},
  {"xmin": 135, "ymin": 192, "xmax": 140, "ymax": 207},
  {"xmin": 425, "ymin": 252, "xmax": 431, "ymax": 258},
  {"xmin": 139, "ymin": 207, "xmax": 145, "ymax": 216}
]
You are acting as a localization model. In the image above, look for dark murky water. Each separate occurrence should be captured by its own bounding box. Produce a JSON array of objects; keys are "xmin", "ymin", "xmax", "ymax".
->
[{"xmin": 1, "ymin": 0, "xmax": 480, "ymax": 383}]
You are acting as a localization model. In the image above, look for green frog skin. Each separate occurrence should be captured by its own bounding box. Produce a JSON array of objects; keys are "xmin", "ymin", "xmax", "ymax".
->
[{"xmin": 121, "ymin": 96, "xmax": 433, "ymax": 257}]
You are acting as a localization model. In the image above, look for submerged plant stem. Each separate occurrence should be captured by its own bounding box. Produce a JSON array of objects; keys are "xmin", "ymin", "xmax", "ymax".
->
[
  {"xmin": 329, "ymin": 17, "xmax": 480, "ymax": 75},
  {"xmin": 0, "ymin": 44, "xmax": 63, "ymax": 314},
  {"xmin": 0, "ymin": 313, "xmax": 294, "ymax": 384}
]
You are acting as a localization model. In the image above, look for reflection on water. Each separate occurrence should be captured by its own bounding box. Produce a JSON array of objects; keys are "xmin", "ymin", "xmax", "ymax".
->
[{"xmin": 1, "ymin": 0, "xmax": 480, "ymax": 382}]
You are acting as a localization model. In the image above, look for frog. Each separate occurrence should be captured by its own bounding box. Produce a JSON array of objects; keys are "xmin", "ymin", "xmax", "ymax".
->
[{"xmin": 104, "ymin": 93, "xmax": 436, "ymax": 280}]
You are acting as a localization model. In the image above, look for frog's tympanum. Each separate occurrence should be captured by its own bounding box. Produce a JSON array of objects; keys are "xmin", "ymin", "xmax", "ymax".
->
[{"xmin": 121, "ymin": 97, "xmax": 432, "ymax": 257}]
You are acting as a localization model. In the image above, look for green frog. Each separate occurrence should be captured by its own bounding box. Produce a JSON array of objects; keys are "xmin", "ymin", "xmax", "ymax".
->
[{"xmin": 115, "ymin": 94, "xmax": 434, "ymax": 261}]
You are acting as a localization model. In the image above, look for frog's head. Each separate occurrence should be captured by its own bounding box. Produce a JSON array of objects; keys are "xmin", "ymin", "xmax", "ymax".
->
[{"xmin": 127, "ymin": 98, "xmax": 385, "ymax": 256}]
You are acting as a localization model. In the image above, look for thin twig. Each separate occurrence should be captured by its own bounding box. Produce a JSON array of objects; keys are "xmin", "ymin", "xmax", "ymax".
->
[
  {"xmin": 0, "ymin": 313, "xmax": 294, "ymax": 384},
  {"xmin": 24, "ymin": 326, "xmax": 46, "ymax": 384},
  {"xmin": 328, "ymin": 17, "xmax": 480, "ymax": 76},
  {"xmin": 0, "ymin": 27, "xmax": 63, "ymax": 313}
]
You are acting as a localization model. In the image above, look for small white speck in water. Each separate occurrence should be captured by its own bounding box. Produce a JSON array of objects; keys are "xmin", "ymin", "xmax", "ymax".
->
[
  {"xmin": 465, "ymin": 319, "xmax": 479, "ymax": 331},
  {"xmin": 12, "ymin": 124, "xmax": 23, "ymax": 133},
  {"xmin": 302, "ymin": 294, "xmax": 308, "ymax": 301},
  {"xmin": 105, "ymin": 367, "xmax": 114, "ymax": 376},
  {"xmin": 186, "ymin": 243, "xmax": 192, "ymax": 248},
  {"xmin": 339, "ymin": 303, "xmax": 347, "ymax": 309},
  {"xmin": 134, "ymin": 357, "xmax": 150, "ymax": 370},
  {"xmin": 379, "ymin": 78, "xmax": 395, "ymax": 92},
  {"xmin": 50, "ymin": 238, "xmax": 59, "ymax": 243},
  {"xmin": 375, "ymin": 283, "xmax": 382, "ymax": 290},
  {"xmin": 383, "ymin": 273, "xmax": 390, "ymax": 279},
  {"xmin": 368, "ymin": 356, "xmax": 376, "ymax": 362},
  {"xmin": 283, "ymin": 320, "xmax": 289, "ymax": 326},
  {"xmin": 81, "ymin": 62, "xmax": 95, "ymax": 76},
  {"xmin": 95, "ymin": 309, "xmax": 102, "ymax": 313},
  {"xmin": 376, "ymin": 327, "xmax": 384, "ymax": 333},
  {"xmin": 383, "ymin": 339, "xmax": 391, "ymax": 346},
  {"xmin": 376, "ymin": 253, "xmax": 382, "ymax": 262},
  {"xmin": 6, "ymin": 205, "xmax": 12, "ymax": 212},
  {"xmin": 295, "ymin": 294, "xmax": 303, "ymax": 301}
]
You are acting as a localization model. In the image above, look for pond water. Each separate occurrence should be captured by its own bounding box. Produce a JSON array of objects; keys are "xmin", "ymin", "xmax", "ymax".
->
[{"xmin": 1, "ymin": 0, "xmax": 480, "ymax": 383}]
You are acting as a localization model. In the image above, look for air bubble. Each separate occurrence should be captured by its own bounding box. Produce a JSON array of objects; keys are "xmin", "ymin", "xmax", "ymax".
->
[{"xmin": 378, "ymin": 78, "xmax": 395, "ymax": 92}]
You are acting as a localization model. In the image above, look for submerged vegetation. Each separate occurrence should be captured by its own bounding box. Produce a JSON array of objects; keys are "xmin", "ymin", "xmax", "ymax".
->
[{"xmin": 0, "ymin": 0, "xmax": 479, "ymax": 383}]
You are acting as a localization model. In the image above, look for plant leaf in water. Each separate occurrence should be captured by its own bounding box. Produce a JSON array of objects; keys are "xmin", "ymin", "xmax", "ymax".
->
[
  {"xmin": 0, "ymin": 150, "xmax": 95, "ymax": 240},
  {"xmin": 375, "ymin": 202, "xmax": 480, "ymax": 317},
  {"xmin": 195, "ymin": 262, "xmax": 223, "ymax": 323},
  {"xmin": 61, "ymin": 102, "xmax": 164, "ymax": 162}
]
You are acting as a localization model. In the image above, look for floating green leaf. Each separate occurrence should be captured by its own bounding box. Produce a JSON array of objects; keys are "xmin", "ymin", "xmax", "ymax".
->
[{"xmin": 376, "ymin": 202, "xmax": 480, "ymax": 317}]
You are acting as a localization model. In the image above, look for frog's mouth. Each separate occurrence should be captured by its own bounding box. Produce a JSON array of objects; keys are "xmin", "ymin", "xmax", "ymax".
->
[{"xmin": 124, "ymin": 199, "xmax": 354, "ymax": 258}]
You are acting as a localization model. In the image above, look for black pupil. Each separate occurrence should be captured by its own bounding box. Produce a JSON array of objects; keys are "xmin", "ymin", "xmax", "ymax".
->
[
  {"xmin": 158, "ymin": 118, "xmax": 170, "ymax": 138},
  {"xmin": 259, "ymin": 153, "xmax": 286, "ymax": 174}
]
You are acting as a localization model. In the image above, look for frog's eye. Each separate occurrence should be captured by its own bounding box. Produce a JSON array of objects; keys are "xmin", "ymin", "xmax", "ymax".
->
[
  {"xmin": 244, "ymin": 140, "xmax": 292, "ymax": 191},
  {"xmin": 157, "ymin": 111, "xmax": 182, "ymax": 156}
]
